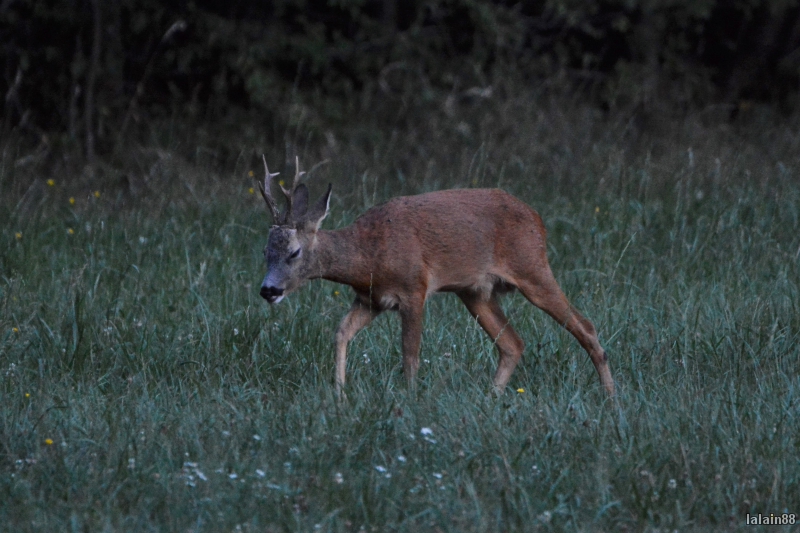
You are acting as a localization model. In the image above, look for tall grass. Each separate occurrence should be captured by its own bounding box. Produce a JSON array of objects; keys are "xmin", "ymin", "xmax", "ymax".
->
[{"xmin": 1, "ymin": 100, "xmax": 799, "ymax": 531}]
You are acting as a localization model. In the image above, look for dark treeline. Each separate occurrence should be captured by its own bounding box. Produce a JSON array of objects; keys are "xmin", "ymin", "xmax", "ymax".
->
[{"xmin": 3, "ymin": 0, "xmax": 800, "ymax": 163}]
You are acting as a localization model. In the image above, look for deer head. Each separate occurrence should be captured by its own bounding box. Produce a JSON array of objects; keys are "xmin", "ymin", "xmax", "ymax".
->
[{"xmin": 257, "ymin": 156, "xmax": 331, "ymax": 303}]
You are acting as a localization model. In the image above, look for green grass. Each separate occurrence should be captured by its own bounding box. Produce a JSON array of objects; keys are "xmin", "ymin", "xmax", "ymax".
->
[{"xmin": 1, "ymin": 114, "xmax": 800, "ymax": 532}]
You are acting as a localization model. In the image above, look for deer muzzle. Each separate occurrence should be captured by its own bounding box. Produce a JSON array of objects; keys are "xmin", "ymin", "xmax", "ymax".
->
[{"xmin": 260, "ymin": 285, "xmax": 285, "ymax": 304}]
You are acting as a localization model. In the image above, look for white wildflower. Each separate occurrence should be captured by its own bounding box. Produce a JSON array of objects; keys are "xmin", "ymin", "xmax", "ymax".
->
[{"xmin": 420, "ymin": 427, "xmax": 437, "ymax": 444}]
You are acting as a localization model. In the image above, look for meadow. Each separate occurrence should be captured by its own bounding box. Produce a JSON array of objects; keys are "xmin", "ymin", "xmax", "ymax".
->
[{"xmin": 1, "ymin": 103, "xmax": 799, "ymax": 532}]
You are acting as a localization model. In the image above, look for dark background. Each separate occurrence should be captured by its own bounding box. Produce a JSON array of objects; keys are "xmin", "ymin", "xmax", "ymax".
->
[{"xmin": 3, "ymin": 0, "xmax": 800, "ymax": 171}]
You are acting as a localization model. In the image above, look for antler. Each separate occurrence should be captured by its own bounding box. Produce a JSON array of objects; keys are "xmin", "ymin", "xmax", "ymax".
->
[
  {"xmin": 257, "ymin": 155, "xmax": 281, "ymax": 223},
  {"xmin": 279, "ymin": 156, "xmax": 306, "ymax": 224}
]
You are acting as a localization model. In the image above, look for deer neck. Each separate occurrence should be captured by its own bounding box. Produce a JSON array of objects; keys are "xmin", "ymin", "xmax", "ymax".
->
[{"xmin": 310, "ymin": 227, "xmax": 369, "ymax": 288}]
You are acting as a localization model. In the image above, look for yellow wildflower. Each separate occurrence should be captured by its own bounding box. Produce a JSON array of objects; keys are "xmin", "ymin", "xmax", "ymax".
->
[
  {"xmin": 44, "ymin": 438, "xmax": 53, "ymax": 446},
  {"xmin": 15, "ymin": 232, "xmax": 22, "ymax": 240},
  {"xmin": 248, "ymin": 187, "xmax": 255, "ymax": 194},
  {"xmin": 334, "ymin": 291, "xmax": 340, "ymax": 296},
  {"xmin": 94, "ymin": 190, "xmax": 100, "ymax": 198},
  {"xmin": 24, "ymin": 392, "xmax": 29, "ymax": 398},
  {"xmin": 67, "ymin": 228, "xmax": 75, "ymax": 235},
  {"xmin": 516, "ymin": 388, "xmax": 525, "ymax": 393},
  {"xmin": 69, "ymin": 197, "xmax": 76, "ymax": 205},
  {"xmin": 279, "ymin": 180, "xmax": 285, "ymax": 187},
  {"xmin": 46, "ymin": 179, "xmax": 55, "ymax": 187},
  {"xmin": 13, "ymin": 327, "xmax": 20, "ymax": 333},
  {"xmin": 594, "ymin": 206, "xmax": 600, "ymax": 214},
  {"xmin": 248, "ymin": 170, "xmax": 254, "ymax": 177}
]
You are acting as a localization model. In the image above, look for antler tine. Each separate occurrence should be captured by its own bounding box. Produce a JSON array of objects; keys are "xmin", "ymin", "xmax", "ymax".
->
[
  {"xmin": 278, "ymin": 155, "xmax": 307, "ymax": 223},
  {"xmin": 293, "ymin": 155, "xmax": 307, "ymax": 189},
  {"xmin": 278, "ymin": 156, "xmax": 306, "ymax": 197},
  {"xmin": 257, "ymin": 155, "xmax": 281, "ymax": 223}
]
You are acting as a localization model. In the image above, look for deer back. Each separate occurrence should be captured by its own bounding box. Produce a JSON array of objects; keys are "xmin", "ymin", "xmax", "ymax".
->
[{"xmin": 330, "ymin": 188, "xmax": 547, "ymax": 302}]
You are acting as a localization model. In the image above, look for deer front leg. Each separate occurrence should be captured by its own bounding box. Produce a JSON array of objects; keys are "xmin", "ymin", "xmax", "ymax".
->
[
  {"xmin": 399, "ymin": 300, "xmax": 425, "ymax": 383},
  {"xmin": 335, "ymin": 298, "xmax": 378, "ymax": 398}
]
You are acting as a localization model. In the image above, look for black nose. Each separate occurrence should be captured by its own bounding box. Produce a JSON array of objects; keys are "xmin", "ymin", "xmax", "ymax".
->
[{"xmin": 260, "ymin": 286, "xmax": 284, "ymax": 300}]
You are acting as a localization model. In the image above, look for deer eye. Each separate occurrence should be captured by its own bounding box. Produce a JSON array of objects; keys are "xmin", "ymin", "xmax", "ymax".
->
[{"xmin": 287, "ymin": 248, "xmax": 301, "ymax": 262}]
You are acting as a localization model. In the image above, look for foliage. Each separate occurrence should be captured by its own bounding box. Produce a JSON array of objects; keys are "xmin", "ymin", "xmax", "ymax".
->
[{"xmin": 4, "ymin": 0, "xmax": 800, "ymax": 164}]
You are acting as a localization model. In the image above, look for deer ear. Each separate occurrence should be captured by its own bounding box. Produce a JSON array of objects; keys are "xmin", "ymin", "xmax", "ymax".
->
[
  {"xmin": 290, "ymin": 184, "xmax": 309, "ymax": 222},
  {"xmin": 302, "ymin": 183, "xmax": 332, "ymax": 232}
]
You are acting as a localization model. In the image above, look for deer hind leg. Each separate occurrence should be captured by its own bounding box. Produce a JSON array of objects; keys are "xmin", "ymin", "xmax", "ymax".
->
[
  {"xmin": 458, "ymin": 292, "xmax": 525, "ymax": 393},
  {"xmin": 516, "ymin": 271, "xmax": 616, "ymax": 397},
  {"xmin": 335, "ymin": 298, "xmax": 379, "ymax": 397}
]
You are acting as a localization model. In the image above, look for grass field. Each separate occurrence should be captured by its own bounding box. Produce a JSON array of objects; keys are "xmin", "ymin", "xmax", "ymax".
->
[{"xmin": 1, "ymin": 109, "xmax": 799, "ymax": 531}]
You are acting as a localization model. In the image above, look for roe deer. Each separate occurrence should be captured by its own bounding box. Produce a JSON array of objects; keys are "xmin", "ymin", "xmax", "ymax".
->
[{"xmin": 257, "ymin": 157, "xmax": 615, "ymax": 397}]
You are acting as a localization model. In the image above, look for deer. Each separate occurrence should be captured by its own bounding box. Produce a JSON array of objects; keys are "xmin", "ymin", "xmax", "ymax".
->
[{"xmin": 256, "ymin": 156, "xmax": 616, "ymax": 398}]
